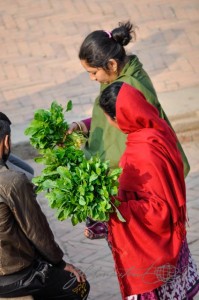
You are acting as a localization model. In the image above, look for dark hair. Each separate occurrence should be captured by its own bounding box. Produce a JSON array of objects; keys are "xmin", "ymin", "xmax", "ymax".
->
[
  {"xmin": 0, "ymin": 112, "xmax": 11, "ymax": 142},
  {"xmin": 99, "ymin": 82, "xmax": 123, "ymax": 119},
  {"xmin": 79, "ymin": 21, "xmax": 137, "ymax": 71}
]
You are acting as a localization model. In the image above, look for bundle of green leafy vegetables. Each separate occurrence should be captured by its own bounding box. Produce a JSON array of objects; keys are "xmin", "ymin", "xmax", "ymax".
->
[{"xmin": 25, "ymin": 101, "xmax": 124, "ymax": 225}]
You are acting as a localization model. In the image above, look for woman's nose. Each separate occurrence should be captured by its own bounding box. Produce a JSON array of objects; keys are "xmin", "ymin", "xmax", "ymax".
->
[{"xmin": 89, "ymin": 73, "xmax": 96, "ymax": 81}]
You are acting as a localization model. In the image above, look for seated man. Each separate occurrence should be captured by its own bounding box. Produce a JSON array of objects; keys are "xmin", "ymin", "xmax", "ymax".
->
[{"xmin": 0, "ymin": 112, "xmax": 90, "ymax": 300}]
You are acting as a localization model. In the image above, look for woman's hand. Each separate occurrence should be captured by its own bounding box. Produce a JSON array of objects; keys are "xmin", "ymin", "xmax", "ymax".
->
[
  {"xmin": 58, "ymin": 121, "xmax": 88, "ymax": 147},
  {"xmin": 67, "ymin": 121, "xmax": 88, "ymax": 135},
  {"xmin": 64, "ymin": 263, "xmax": 87, "ymax": 282},
  {"xmin": 67, "ymin": 122, "xmax": 79, "ymax": 134}
]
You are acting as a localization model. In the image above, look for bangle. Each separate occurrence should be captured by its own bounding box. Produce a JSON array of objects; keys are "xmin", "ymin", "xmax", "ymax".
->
[{"xmin": 73, "ymin": 121, "xmax": 82, "ymax": 132}]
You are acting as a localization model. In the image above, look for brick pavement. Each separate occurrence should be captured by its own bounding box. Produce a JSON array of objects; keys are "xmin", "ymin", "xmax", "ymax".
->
[
  {"xmin": 25, "ymin": 141, "xmax": 199, "ymax": 300},
  {"xmin": 0, "ymin": 0, "xmax": 199, "ymax": 128}
]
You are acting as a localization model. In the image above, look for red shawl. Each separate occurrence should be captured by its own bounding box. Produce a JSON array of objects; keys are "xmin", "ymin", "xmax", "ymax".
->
[{"xmin": 108, "ymin": 83, "xmax": 186, "ymax": 298}]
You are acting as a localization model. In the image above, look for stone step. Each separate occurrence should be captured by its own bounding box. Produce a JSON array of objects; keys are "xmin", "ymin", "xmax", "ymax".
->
[
  {"xmin": 177, "ymin": 128, "xmax": 199, "ymax": 144},
  {"xmin": 172, "ymin": 113, "xmax": 199, "ymax": 134}
]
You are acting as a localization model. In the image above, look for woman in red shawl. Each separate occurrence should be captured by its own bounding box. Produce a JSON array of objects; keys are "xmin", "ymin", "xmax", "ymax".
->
[{"xmin": 99, "ymin": 82, "xmax": 199, "ymax": 300}]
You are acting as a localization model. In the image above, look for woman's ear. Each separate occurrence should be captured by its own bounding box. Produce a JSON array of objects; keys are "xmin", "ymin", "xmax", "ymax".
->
[{"xmin": 108, "ymin": 59, "xmax": 118, "ymax": 74}]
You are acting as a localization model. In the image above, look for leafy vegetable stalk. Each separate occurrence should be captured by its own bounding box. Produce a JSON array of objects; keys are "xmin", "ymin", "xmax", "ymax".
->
[{"xmin": 25, "ymin": 101, "xmax": 124, "ymax": 225}]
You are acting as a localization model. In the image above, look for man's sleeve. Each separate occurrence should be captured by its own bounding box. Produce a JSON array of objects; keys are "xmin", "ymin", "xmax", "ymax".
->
[{"xmin": 9, "ymin": 173, "xmax": 65, "ymax": 265}]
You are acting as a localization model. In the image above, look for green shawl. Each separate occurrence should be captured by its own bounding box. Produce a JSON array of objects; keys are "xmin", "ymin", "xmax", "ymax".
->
[{"xmin": 83, "ymin": 55, "xmax": 190, "ymax": 177}]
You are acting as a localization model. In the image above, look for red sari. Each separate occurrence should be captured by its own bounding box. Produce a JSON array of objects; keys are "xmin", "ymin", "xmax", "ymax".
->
[{"xmin": 108, "ymin": 83, "xmax": 186, "ymax": 298}]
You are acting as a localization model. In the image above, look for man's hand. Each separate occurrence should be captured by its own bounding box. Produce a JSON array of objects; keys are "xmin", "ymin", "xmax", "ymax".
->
[{"xmin": 64, "ymin": 263, "xmax": 87, "ymax": 282}]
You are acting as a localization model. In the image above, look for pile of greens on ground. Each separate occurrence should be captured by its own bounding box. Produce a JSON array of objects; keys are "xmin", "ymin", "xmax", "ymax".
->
[{"xmin": 25, "ymin": 101, "xmax": 124, "ymax": 225}]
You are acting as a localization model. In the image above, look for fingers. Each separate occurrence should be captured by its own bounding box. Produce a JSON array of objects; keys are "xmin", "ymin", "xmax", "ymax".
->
[
  {"xmin": 67, "ymin": 121, "xmax": 89, "ymax": 135},
  {"xmin": 73, "ymin": 267, "xmax": 87, "ymax": 282},
  {"xmin": 84, "ymin": 228, "xmax": 89, "ymax": 237},
  {"xmin": 67, "ymin": 122, "xmax": 78, "ymax": 134},
  {"xmin": 84, "ymin": 228, "xmax": 94, "ymax": 239},
  {"xmin": 64, "ymin": 263, "xmax": 87, "ymax": 282}
]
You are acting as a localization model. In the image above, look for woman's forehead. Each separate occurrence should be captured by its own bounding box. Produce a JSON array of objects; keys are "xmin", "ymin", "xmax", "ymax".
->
[{"xmin": 80, "ymin": 60, "xmax": 102, "ymax": 72}]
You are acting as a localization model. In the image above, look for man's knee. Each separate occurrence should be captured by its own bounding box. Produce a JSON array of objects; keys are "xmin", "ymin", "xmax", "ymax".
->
[{"xmin": 84, "ymin": 280, "xmax": 90, "ymax": 299}]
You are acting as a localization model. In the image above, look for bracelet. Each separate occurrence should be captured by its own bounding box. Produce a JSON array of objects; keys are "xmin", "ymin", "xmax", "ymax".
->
[{"xmin": 72, "ymin": 121, "xmax": 82, "ymax": 132}]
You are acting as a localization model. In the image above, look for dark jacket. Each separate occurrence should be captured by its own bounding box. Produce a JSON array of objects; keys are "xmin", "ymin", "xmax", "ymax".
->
[{"xmin": 0, "ymin": 162, "xmax": 63, "ymax": 276}]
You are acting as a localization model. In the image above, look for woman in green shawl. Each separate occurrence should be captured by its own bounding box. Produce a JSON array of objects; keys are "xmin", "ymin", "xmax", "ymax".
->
[{"xmin": 69, "ymin": 21, "xmax": 190, "ymax": 239}]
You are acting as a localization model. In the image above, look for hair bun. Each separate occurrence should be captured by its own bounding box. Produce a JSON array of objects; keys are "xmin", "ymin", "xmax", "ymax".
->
[{"xmin": 111, "ymin": 21, "xmax": 136, "ymax": 46}]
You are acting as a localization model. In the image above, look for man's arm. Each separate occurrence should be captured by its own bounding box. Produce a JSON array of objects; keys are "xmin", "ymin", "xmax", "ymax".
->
[{"xmin": 9, "ymin": 173, "xmax": 64, "ymax": 265}]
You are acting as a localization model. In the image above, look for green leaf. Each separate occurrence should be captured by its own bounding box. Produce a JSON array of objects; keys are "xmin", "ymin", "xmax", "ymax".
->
[
  {"xmin": 114, "ymin": 199, "xmax": 121, "ymax": 207},
  {"xmin": 109, "ymin": 168, "xmax": 122, "ymax": 177},
  {"xmin": 42, "ymin": 179, "xmax": 57, "ymax": 189},
  {"xmin": 71, "ymin": 214, "xmax": 79, "ymax": 226},
  {"xmin": 89, "ymin": 173, "xmax": 98, "ymax": 182},
  {"xmin": 110, "ymin": 186, "xmax": 119, "ymax": 196},
  {"xmin": 66, "ymin": 100, "xmax": 73, "ymax": 112},
  {"xmin": 57, "ymin": 166, "xmax": 71, "ymax": 177},
  {"xmin": 25, "ymin": 99, "xmax": 124, "ymax": 226},
  {"xmin": 57, "ymin": 209, "xmax": 67, "ymax": 221},
  {"xmin": 79, "ymin": 196, "xmax": 86, "ymax": 206},
  {"xmin": 34, "ymin": 156, "xmax": 45, "ymax": 164}
]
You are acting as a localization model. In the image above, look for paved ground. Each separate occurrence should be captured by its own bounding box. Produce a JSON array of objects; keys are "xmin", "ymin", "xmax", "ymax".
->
[
  {"xmin": 0, "ymin": 0, "xmax": 199, "ymax": 299},
  {"xmin": 25, "ymin": 141, "xmax": 199, "ymax": 300}
]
